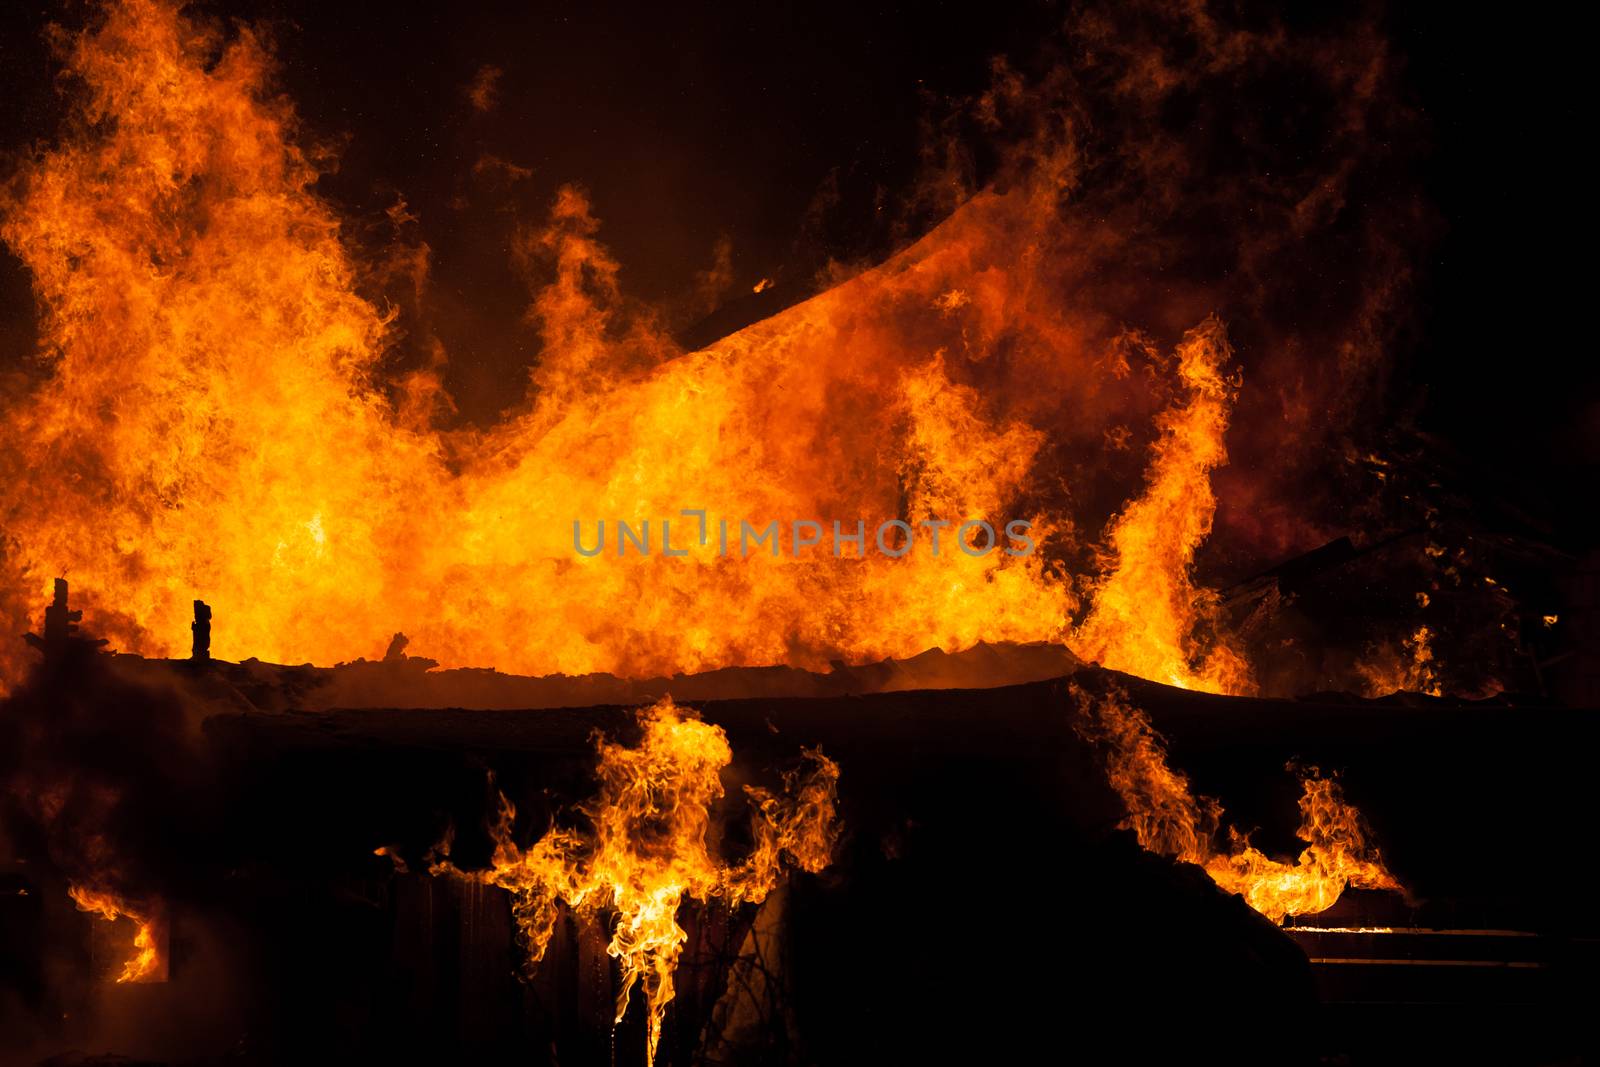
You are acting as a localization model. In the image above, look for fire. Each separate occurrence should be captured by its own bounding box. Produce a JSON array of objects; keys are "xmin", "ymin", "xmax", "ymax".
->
[
  {"xmin": 1075, "ymin": 686, "xmax": 1401, "ymax": 923},
  {"xmin": 0, "ymin": 0, "xmax": 1267, "ymax": 698},
  {"xmin": 1205, "ymin": 774, "xmax": 1404, "ymax": 922},
  {"xmin": 430, "ymin": 698, "xmax": 839, "ymax": 1066},
  {"xmin": 1357, "ymin": 625, "xmax": 1442, "ymax": 697},
  {"xmin": 1071, "ymin": 318, "xmax": 1254, "ymax": 695},
  {"xmin": 67, "ymin": 883, "xmax": 165, "ymax": 982}
]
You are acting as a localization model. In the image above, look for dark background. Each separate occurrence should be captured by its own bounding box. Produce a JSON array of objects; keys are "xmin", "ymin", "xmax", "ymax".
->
[{"xmin": 0, "ymin": 0, "xmax": 1593, "ymax": 546}]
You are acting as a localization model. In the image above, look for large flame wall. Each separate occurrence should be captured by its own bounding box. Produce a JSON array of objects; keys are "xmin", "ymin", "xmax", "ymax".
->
[{"xmin": 0, "ymin": 0, "xmax": 1413, "ymax": 695}]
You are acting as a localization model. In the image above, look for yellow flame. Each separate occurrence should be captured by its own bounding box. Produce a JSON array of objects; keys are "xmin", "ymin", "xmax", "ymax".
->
[
  {"xmin": 0, "ymin": 0, "xmax": 1258, "ymax": 701},
  {"xmin": 1075, "ymin": 685, "xmax": 1401, "ymax": 923},
  {"xmin": 1072, "ymin": 317, "xmax": 1254, "ymax": 695},
  {"xmin": 67, "ymin": 884, "xmax": 163, "ymax": 982},
  {"xmin": 431, "ymin": 698, "xmax": 839, "ymax": 1066}
]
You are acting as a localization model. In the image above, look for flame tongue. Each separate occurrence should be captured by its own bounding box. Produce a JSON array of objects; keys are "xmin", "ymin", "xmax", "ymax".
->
[
  {"xmin": 432, "ymin": 698, "xmax": 840, "ymax": 1066},
  {"xmin": 1072, "ymin": 317, "xmax": 1254, "ymax": 695},
  {"xmin": 1075, "ymin": 685, "xmax": 1401, "ymax": 924},
  {"xmin": 1205, "ymin": 774, "xmax": 1403, "ymax": 922},
  {"xmin": 581, "ymin": 702, "xmax": 733, "ymax": 1043},
  {"xmin": 67, "ymin": 883, "xmax": 164, "ymax": 982},
  {"xmin": 1358, "ymin": 625, "xmax": 1442, "ymax": 697}
]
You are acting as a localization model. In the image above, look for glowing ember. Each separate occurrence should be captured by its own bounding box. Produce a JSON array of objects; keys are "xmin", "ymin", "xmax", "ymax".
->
[
  {"xmin": 67, "ymin": 884, "xmax": 164, "ymax": 982},
  {"xmin": 1075, "ymin": 685, "xmax": 1402, "ymax": 923},
  {"xmin": 429, "ymin": 698, "xmax": 839, "ymax": 1066}
]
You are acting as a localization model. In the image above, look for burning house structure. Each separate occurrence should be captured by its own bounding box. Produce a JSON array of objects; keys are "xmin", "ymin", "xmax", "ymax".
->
[{"xmin": 0, "ymin": 1, "xmax": 1594, "ymax": 1064}]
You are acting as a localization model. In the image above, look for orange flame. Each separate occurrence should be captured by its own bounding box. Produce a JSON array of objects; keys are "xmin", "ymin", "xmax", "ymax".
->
[
  {"xmin": 1206, "ymin": 775, "xmax": 1404, "ymax": 922},
  {"xmin": 67, "ymin": 883, "xmax": 164, "ymax": 982},
  {"xmin": 1357, "ymin": 625, "xmax": 1442, "ymax": 697},
  {"xmin": 0, "ymin": 0, "xmax": 1264, "ymax": 698},
  {"xmin": 1075, "ymin": 686, "xmax": 1401, "ymax": 923},
  {"xmin": 430, "ymin": 698, "xmax": 839, "ymax": 1066},
  {"xmin": 1072, "ymin": 318, "xmax": 1254, "ymax": 695}
]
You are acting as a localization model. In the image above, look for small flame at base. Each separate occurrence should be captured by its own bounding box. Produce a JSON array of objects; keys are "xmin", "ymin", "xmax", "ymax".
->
[{"xmin": 1357, "ymin": 625, "xmax": 1443, "ymax": 697}]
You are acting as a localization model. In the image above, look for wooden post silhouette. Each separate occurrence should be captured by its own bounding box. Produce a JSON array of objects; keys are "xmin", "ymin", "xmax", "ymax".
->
[
  {"xmin": 43, "ymin": 578, "xmax": 80, "ymax": 644},
  {"xmin": 24, "ymin": 578, "xmax": 108, "ymax": 657},
  {"xmin": 191, "ymin": 600, "xmax": 212, "ymax": 662}
]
